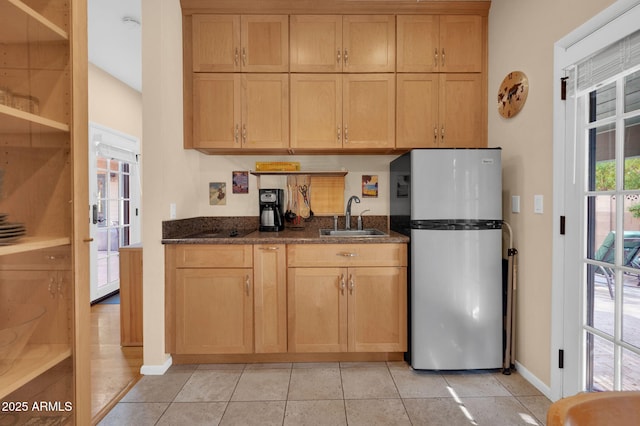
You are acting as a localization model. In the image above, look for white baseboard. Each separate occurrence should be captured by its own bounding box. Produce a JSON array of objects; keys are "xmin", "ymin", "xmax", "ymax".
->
[
  {"xmin": 515, "ymin": 360, "xmax": 553, "ymax": 400},
  {"xmin": 140, "ymin": 355, "xmax": 173, "ymax": 375}
]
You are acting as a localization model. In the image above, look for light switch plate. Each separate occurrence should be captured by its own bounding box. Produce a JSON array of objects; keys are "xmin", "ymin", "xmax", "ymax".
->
[
  {"xmin": 512, "ymin": 195, "xmax": 520, "ymax": 213},
  {"xmin": 534, "ymin": 195, "xmax": 543, "ymax": 214},
  {"xmin": 170, "ymin": 203, "xmax": 177, "ymax": 219}
]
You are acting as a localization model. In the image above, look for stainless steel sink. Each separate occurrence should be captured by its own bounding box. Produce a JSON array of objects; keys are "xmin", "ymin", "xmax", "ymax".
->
[{"xmin": 319, "ymin": 228, "xmax": 388, "ymax": 237}]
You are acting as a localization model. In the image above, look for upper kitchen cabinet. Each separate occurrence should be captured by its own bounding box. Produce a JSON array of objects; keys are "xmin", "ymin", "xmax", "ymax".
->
[
  {"xmin": 182, "ymin": 1, "xmax": 490, "ymax": 152},
  {"xmin": 0, "ymin": 0, "xmax": 89, "ymax": 423},
  {"xmin": 290, "ymin": 73, "xmax": 395, "ymax": 151},
  {"xmin": 192, "ymin": 14, "xmax": 289, "ymax": 72},
  {"xmin": 290, "ymin": 15, "xmax": 395, "ymax": 73},
  {"xmin": 290, "ymin": 74, "xmax": 343, "ymax": 150},
  {"xmin": 397, "ymin": 15, "xmax": 484, "ymax": 73},
  {"xmin": 397, "ymin": 73, "xmax": 485, "ymax": 148},
  {"xmin": 343, "ymin": 74, "xmax": 395, "ymax": 150},
  {"xmin": 193, "ymin": 73, "xmax": 289, "ymax": 152}
]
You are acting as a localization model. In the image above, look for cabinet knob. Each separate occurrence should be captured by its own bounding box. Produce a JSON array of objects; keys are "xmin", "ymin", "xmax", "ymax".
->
[
  {"xmin": 441, "ymin": 48, "xmax": 446, "ymax": 67},
  {"xmin": 245, "ymin": 274, "xmax": 251, "ymax": 295},
  {"xmin": 340, "ymin": 274, "xmax": 345, "ymax": 294},
  {"xmin": 344, "ymin": 48, "xmax": 348, "ymax": 66},
  {"xmin": 234, "ymin": 124, "xmax": 239, "ymax": 144},
  {"xmin": 242, "ymin": 47, "xmax": 247, "ymax": 66},
  {"xmin": 234, "ymin": 47, "xmax": 239, "ymax": 66},
  {"xmin": 433, "ymin": 127, "xmax": 438, "ymax": 145},
  {"xmin": 349, "ymin": 274, "xmax": 355, "ymax": 294},
  {"xmin": 344, "ymin": 125, "xmax": 348, "ymax": 143},
  {"xmin": 337, "ymin": 126, "xmax": 341, "ymax": 143},
  {"xmin": 338, "ymin": 252, "xmax": 357, "ymax": 257},
  {"xmin": 337, "ymin": 49, "xmax": 341, "ymax": 64},
  {"xmin": 242, "ymin": 124, "xmax": 247, "ymax": 145},
  {"xmin": 434, "ymin": 48, "xmax": 438, "ymax": 67},
  {"xmin": 441, "ymin": 126, "xmax": 445, "ymax": 144},
  {"xmin": 259, "ymin": 246, "xmax": 279, "ymax": 251}
]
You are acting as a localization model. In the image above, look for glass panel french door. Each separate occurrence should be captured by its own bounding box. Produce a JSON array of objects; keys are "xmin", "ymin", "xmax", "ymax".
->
[
  {"xmin": 91, "ymin": 157, "xmax": 132, "ymax": 302},
  {"xmin": 583, "ymin": 70, "xmax": 640, "ymax": 391}
]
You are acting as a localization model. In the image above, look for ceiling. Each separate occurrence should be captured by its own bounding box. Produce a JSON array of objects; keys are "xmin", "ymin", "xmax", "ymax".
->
[{"xmin": 88, "ymin": 0, "xmax": 142, "ymax": 92}]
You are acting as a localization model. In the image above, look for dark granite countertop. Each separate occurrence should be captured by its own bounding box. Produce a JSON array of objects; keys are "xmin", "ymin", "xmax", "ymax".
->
[{"xmin": 162, "ymin": 216, "xmax": 409, "ymax": 245}]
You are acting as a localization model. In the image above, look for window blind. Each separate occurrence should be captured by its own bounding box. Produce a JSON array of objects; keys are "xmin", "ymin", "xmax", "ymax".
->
[{"xmin": 568, "ymin": 28, "xmax": 640, "ymax": 96}]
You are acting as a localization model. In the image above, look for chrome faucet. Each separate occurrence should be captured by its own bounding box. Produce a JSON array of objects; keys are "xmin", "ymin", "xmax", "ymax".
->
[{"xmin": 345, "ymin": 195, "xmax": 361, "ymax": 230}]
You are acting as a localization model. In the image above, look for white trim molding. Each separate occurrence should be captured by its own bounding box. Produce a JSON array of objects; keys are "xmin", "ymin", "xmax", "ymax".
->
[
  {"xmin": 552, "ymin": 0, "xmax": 640, "ymax": 402},
  {"xmin": 140, "ymin": 355, "xmax": 173, "ymax": 375}
]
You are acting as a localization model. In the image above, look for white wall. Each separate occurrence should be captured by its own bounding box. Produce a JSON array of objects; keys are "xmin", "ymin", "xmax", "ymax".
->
[
  {"xmin": 488, "ymin": 0, "xmax": 615, "ymax": 389},
  {"xmin": 88, "ymin": 63, "xmax": 142, "ymax": 141},
  {"xmin": 141, "ymin": 0, "xmax": 199, "ymax": 370}
]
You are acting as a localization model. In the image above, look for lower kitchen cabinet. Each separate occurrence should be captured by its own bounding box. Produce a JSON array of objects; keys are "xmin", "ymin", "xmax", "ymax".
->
[
  {"xmin": 287, "ymin": 244, "xmax": 407, "ymax": 353},
  {"xmin": 175, "ymin": 267, "xmax": 253, "ymax": 354},
  {"xmin": 288, "ymin": 267, "xmax": 347, "ymax": 352},
  {"xmin": 168, "ymin": 243, "xmax": 289, "ymax": 355},
  {"xmin": 253, "ymin": 244, "xmax": 287, "ymax": 353},
  {"xmin": 348, "ymin": 266, "xmax": 407, "ymax": 352},
  {"xmin": 168, "ymin": 244, "xmax": 254, "ymax": 354},
  {"xmin": 166, "ymin": 242, "xmax": 407, "ymax": 358}
]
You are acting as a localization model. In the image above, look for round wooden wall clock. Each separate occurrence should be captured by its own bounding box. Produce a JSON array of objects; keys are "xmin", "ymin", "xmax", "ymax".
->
[{"xmin": 497, "ymin": 71, "xmax": 529, "ymax": 118}]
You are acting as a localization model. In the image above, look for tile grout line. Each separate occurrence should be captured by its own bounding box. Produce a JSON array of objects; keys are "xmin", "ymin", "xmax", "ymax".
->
[
  {"xmin": 386, "ymin": 361, "xmax": 416, "ymax": 426},
  {"xmin": 152, "ymin": 367, "xmax": 197, "ymax": 425}
]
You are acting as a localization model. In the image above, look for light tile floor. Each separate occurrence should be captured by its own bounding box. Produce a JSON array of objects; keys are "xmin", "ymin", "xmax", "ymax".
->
[{"xmin": 99, "ymin": 361, "xmax": 551, "ymax": 426}]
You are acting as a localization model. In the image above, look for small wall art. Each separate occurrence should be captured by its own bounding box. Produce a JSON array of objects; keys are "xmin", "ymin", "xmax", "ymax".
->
[
  {"xmin": 362, "ymin": 175, "xmax": 378, "ymax": 198},
  {"xmin": 232, "ymin": 171, "xmax": 249, "ymax": 194},
  {"xmin": 209, "ymin": 182, "xmax": 227, "ymax": 205}
]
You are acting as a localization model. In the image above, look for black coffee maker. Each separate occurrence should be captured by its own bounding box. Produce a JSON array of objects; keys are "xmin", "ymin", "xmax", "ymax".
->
[{"xmin": 259, "ymin": 189, "xmax": 284, "ymax": 232}]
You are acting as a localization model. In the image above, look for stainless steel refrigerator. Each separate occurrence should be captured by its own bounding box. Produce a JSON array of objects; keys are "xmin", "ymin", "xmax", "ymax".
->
[{"xmin": 390, "ymin": 148, "xmax": 503, "ymax": 370}]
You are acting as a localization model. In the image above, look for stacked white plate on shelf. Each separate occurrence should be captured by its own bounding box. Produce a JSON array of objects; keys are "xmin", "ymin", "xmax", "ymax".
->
[{"xmin": 0, "ymin": 213, "xmax": 25, "ymax": 245}]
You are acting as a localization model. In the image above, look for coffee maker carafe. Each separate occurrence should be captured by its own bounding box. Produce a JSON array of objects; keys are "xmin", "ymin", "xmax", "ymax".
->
[{"xmin": 259, "ymin": 189, "xmax": 284, "ymax": 232}]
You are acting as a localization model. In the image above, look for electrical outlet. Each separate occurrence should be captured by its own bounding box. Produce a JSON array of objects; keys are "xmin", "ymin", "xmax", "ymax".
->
[{"xmin": 170, "ymin": 203, "xmax": 177, "ymax": 219}]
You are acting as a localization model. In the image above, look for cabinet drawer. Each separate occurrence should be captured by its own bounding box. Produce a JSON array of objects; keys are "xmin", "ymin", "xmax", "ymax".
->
[
  {"xmin": 175, "ymin": 245, "xmax": 253, "ymax": 268},
  {"xmin": 287, "ymin": 244, "xmax": 406, "ymax": 267}
]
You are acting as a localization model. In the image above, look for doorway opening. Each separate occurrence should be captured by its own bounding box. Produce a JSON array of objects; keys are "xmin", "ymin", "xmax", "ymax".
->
[{"xmin": 89, "ymin": 123, "xmax": 141, "ymax": 303}]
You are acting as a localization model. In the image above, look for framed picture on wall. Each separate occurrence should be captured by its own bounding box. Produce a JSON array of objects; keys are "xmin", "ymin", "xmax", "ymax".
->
[
  {"xmin": 232, "ymin": 171, "xmax": 249, "ymax": 194},
  {"xmin": 362, "ymin": 175, "xmax": 378, "ymax": 198},
  {"xmin": 209, "ymin": 182, "xmax": 226, "ymax": 205}
]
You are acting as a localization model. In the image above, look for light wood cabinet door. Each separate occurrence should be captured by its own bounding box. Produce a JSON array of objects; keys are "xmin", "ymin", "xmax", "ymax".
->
[
  {"xmin": 288, "ymin": 267, "xmax": 348, "ymax": 353},
  {"xmin": 193, "ymin": 74, "xmax": 289, "ymax": 150},
  {"xmin": 343, "ymin": 15, "xmax": 395, "ymax": 72},
  {"xmin": 241, "ymin": 15, "xmax": 289, "ymax": 72},
  {"xmin": 348, "ymin": 267, "xmax": 407, "ymax": 352},
  {"xmin": 192, "ymin": 15, "xmax": 288, "ymax": 72},
  {"xmin": 439, "ymin": 15, "xmax": 483, "ymax": 73},
  {"xmin": 290, "ymin": 74, "xmax": 342, "ymax": 149},
  {"xmin": 397, "ymin": 15, "xmax": 483, "ymax": 73},
  {"xmin": 343, "ymin": 74, "xmax": 395, "ymax": 149},
  {"xmin": 175, "ymin": 268, "xmax": 253, "ymax": 354},
  {"xmin": 396, "ymin": 74, "xmax": 439, "ymax": 148},
  {"xmin": 253, "ymin": 245, "xmax": 287, "ymax": 353},
  {"xmin": 193, "ymin": 74, "xmax": 242, "ymax": 149},
  {"xmin": 439, "ymin": 73, "xmax": 484, "ymax": 147},
  {"xmin": 192, "ymin": 15, "xmax": 241, "ymax": 72},
  {"xmin": 290, "ymin": 15, "xmax": 342, "ymax": 72},
  {"xmin": 397, "ymin": 15, "xmax": 440, "ymax": 73},
  {"xmin": 397, "ymin": 74, "xmax": 484, "ymax": 148},
  {"xmin": 243, "ymin": 74, "xmax": 289, "ymax": 149}
]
